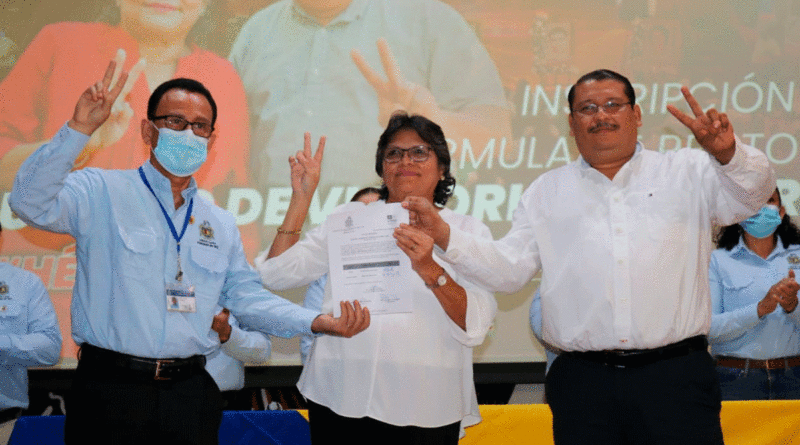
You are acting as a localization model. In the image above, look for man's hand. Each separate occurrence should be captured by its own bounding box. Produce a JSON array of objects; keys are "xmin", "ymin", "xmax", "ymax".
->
[
  {"xmin": 68, "ymin": 57, "xmax": 130, "ymax": 136},
  {"xmin": 76, "ymin": 50, "xmax": 146, "ymax": 167},
  {"xmin": 212, "ymin": 308, "xmax": 233, "ymax": 343},
  {"xmin": 310, "ymin": 301, "xmax": 370, "ymax": 337},
  {"xmin": 401, "ymin": 196, "xmax": 450, "ymax": 250},
  {"xmin": 667, "ymin": 86, "xmax": 736, "ymax": 164},
  {"xmin": 289, "ymin": 132, "xmax": 325, "ymax": 202},
  {"xmin": 351, "ymin": 38, "xmax": 440, "ymax": 126}
]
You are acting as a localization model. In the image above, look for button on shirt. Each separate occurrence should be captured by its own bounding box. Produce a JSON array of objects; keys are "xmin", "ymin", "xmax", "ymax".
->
[
  {"xmin": 9, "ymin": 123, "xmax": 318, "ymax": 359},
  {"xmin": 0, "ymin": 262, "xmax": 61, "ymax": 409},
  {"xmin": 229, "ymin": 0, "xmax": 508, "ymax": 190},
  {"xmin": 709, "ymin": 240, "xmax": 800, "ymax": 359},
  {"xmin": 440, "ymin": 141, "xmax": 775, "ymax": 352}
]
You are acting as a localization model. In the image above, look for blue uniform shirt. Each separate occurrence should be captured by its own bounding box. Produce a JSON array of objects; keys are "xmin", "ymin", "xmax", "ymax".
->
[
  {"xmin": 709, "ymin": 239, "xmax": 800, "ymax": 359},
  {"xmin": 0, "ymin": 262, "xmax": 61, "ymax": 409},
  {"xmin": 9, "ymin": 123, "xmax": 318, "ymax": 359}
]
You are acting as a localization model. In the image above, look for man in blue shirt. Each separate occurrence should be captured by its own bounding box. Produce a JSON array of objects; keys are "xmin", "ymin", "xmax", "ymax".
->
[
  {"xmin": 0, "ymin": 222, "xmax": 61, "ymax": 445},
  {"xmin": 9, "ymin": 60, "xmax": 370, "ymax": 445}
]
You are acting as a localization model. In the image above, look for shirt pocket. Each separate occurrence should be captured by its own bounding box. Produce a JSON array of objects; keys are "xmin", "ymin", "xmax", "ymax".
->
[
  {"xmin": 720, "ymin": 275, "xmax": 757, "ymax": 311},
  {"xmin": 636, "ymin": 188, "xmax": 690, "ymax": 241},
  {"xmin": 0, "ymin": 303, "xmax": 25, "ymax": 333},
  {"xmin": 116, "ymin": 226, "xmax": 160, "ymax": 277}
]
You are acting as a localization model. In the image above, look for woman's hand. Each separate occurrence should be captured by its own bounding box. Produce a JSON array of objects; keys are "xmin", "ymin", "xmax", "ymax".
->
[{"xmin": 289, "ymin": 132, "xmax": 325, "ymax": 202}]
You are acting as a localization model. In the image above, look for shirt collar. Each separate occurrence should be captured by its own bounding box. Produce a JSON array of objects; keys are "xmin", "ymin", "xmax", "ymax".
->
[
  {"xmin": 292, "ymin": 0, "xmax": 367, "ymax": 26},
  {"xmin": 731, "ymin": 237, "xmax": 789, "ymax": 261},
  {"xmin": 140, "ymin": 161, "xmax": 198, "ymax": 204}
]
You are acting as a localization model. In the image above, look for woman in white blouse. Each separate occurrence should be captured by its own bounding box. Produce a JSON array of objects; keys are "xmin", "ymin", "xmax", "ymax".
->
[{"xmin": 255, "ymin": 113, "xmax": 497, "ymax": 445}]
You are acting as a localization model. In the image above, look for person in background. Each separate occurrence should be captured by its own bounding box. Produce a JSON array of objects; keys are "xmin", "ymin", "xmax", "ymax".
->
[
  {"xmin": 709, "ymin": 188, "xmax": 800, "ymax": 400},
  {"xmin": 0, "ymin": 0, "xmax": 249, "ymax": 196},
  {"xmin": 300, "ymin": 186, "xmax": 381, "ymax": 366},
  {"xmin": 256, "ymin": 113, "xmax": 497, "ymax": 444},
  {"xmin": 0, "ymin": 221, "xmax": 61, "ymax": 444},
  {"xmin": 9, "ymin": 62, "xmax": 368, "ymax": 445},
  {"xmin": 207, "ymin": 307, "xmax": 271, "ymax": 408},
  {"xmin": 229, "ymin": 0, "xmax": 510, "ymax": 192}
]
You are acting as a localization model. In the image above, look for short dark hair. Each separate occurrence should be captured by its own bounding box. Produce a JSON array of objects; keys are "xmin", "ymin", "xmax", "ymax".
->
[
  {"xmin": 350, "ymin": 187, "xmax": 381, "ymax": 203},
  {"xmin": 374, "ymin": 112, "xmax": 456, "ymax": 207},
  {"xmin": 567, "ymin": 69, "xmax": 636, "ymax": 114},
  {"xmin": 715, "ymin": 188, "xmax": 800, "ymax": 250},
  {"xmin": 147, "ymin": 78, "xmax": 218, "ymax": 126}
]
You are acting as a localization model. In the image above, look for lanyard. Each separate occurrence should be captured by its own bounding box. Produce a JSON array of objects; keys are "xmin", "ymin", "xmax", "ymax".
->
[{"xmin": 138, "ymin": 167, "xmax": 194, "ymax": 282}]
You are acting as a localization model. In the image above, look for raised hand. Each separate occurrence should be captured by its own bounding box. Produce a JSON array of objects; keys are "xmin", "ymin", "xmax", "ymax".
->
[
  {"xmin": 68, "ymin": 57, "xmax": 130, "ymax": 136},
  {"xmin": 393, "ymin": 223, "xmax": 437, "ymax": 273},
  {"xmin": 759, "ymin": 269, "xmax": 800, "ymax": 317},
  {"xmin": 351, "ymin": 38, "xmax": 440, "ymax": 126},
  {"xmin": 667, "ymin": 86, "xmax": 736, "ymax": 164},
  {"xmin": 289, "ymin": 132, "xmax": 325, "ymax": 201},
  {"xmin": 310, "ymin": 301, "xmax": 370, "ymax": 337},
  {"xmin": 401, "ymin": 196, "xmax": 450, "ymax": 250},
  {"xmin": 76, "ymin": 50, "xmax": 146, "ymax": 167}
]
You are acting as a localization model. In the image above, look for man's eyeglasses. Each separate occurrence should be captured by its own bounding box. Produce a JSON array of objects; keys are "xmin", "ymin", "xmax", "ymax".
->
[
  {"xmin": 152, "ymin": 115, "xmax": 214, "ymax": 138},
  {"xmin": 383, "ymin": 146, "xmax": 432, "ymax": 163},
  {"xmin": 573, "ymin": 101, "xmax": 631, "ymax": 116}
]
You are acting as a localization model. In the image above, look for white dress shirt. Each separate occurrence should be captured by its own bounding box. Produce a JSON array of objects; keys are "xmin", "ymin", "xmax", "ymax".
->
[
  {"xmin": 256, "ymin": 202, "xmax": 497, "ymax": 428},
  {"xmin": 441, "ymin": 141, "xmax": 775, "ymax": 352}
]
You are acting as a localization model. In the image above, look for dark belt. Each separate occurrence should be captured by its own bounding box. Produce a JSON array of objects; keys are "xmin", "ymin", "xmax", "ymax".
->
[
  {"xmin": 0, "ymin": 407, "xmax": 22, "ymax": 424},
  {"xmin": 79, "ymin": 343, "xmax": 206, "ymax": 381},
  {"xmin": 716, "ymin": 355, "xmax": 800, "ymax": 370},
  {"xmin": 564, "ymin": 335, "xmax": 708, "ymax": 369}
]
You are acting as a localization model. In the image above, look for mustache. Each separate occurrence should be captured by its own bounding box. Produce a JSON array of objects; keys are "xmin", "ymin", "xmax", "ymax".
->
[{"xmin": 589, "ymin": 122, "xmax": 618, "ymax": 133}]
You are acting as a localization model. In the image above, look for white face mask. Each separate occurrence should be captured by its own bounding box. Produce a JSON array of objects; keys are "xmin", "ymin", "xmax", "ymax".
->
[{"xmin": 151, "ymin": 125, "xmax": 208, "ymax": 177}]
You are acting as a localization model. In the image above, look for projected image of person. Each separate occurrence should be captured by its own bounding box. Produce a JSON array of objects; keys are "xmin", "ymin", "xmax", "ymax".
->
[
  {"xmin": 0, "ymin": 0, "xmax": 249, "ymax": 197},
  {"xmin": 256, "ymin": 113, "xmax": 497, "ymax": 444},
  {"xmin": 403, "ymin": 69, "xmax": 775, "ymax": 444},
  {"xmin": 709, "ymin": 188, "xmax": 800, "ymax": 400},
  {"xmin": 229, "ymin": 0, "xmax": 511, "ymax": 192}
]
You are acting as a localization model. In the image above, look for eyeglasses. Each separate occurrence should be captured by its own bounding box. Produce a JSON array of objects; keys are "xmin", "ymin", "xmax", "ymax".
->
[
  {"xmin": 152, "ymin": 115, "xmax": 214, "ymax": 138},
  {"xmin": 383, "ymin": 145, "xmax": 432, "ymax": 163},
  {"xmin": 573, "ymin": 101, "xmax": 631, "ymax": 116}
]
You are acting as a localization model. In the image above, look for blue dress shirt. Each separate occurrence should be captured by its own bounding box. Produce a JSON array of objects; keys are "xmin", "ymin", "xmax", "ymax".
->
[
  {"xmin": 9, "ymin": 123, "xmax": 318, "ymax": 359},
  {"xmin": 709, "ymin": 239, "xmax": 800, "ymax": 359},
  {"xmin": 0, "ymin": 262, "xmax": 61, "ymax": 409}
]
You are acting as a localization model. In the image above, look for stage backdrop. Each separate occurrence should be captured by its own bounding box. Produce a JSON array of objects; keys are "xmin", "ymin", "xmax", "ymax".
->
[{"xmin": 1, "ymin": 0, "xmax": 798, "ymax": 368}]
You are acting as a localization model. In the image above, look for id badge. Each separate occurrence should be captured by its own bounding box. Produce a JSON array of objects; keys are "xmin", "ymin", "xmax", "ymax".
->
[{"xmin": 166, "ymin": 281, "xmax": 197, "ymax": 313}]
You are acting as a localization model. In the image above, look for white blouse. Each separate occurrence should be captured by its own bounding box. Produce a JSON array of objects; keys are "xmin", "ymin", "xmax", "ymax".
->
[{"xmin": 255, "ymin": 202, "xmax": 497, "ymax": 428}]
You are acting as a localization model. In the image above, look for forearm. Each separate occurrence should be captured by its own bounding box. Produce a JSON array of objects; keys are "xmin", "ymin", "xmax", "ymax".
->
[
  {"xmin": 0, "ymin": 140, "xmax": 47, "ymax": 189},
  {"xmin": 418, "ymin": 264, "xmax": 466, "ymax": 330},
  {"xmin": 267, "ymin": 193, "xmax": 313, "ymax": 259}
]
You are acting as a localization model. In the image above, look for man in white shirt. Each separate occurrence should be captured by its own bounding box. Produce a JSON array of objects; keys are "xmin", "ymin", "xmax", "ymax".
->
[{"xmin": 401, "ymin": 69, "xmax": 775, "ymax": 444}]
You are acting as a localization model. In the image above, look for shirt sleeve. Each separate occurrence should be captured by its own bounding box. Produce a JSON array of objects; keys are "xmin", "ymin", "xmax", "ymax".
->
[
  {"xmin": 707, "ymin": 137, "xmax": 776, "ymax": 226},
  {"xmin": 254, "ymin": 222, "xmax": 330, "ymax": 291},
  {"xmin": 300, "ymin": 275, "xmax": 327, "ymax": 365},
  {"xmin": 708, "ymin": 252, "xmax": 762, "ymax": 343},
  {"xmin": 8, "ymin": 123, "xmax": 94, "ymax": 237},
  {"xmin": 220, "ymin": 223, "xmax": 319, "ymax": 339},
  {"xmin": 445, "ymin": 217, "xmax": 498, "ymax": 347},
  {"xmin": 0, "ymin": 273, "xmax": 61, "ymax": 367},
  {"xmin": 438, "ymin": 185, "xmax": 541, "ymax": 293},
  {"xmin": 220, "ymin": 315, "xmax": 271, "ymax": 365}
]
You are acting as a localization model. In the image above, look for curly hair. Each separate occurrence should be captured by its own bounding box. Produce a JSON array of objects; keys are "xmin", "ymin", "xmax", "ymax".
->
[
  {"xmin": 374, "ymin": 112, "xmax": 456, "ymax": 207},
  {"xmin": 715, "ymin": 188, "xmax": 800, "ymax": 250}
]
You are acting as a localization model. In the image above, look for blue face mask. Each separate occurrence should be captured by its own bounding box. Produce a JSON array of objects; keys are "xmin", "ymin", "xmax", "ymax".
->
[
  {"xmin": 152, "ymin": 126, "xmax": 208, "ymax": 177},
  {"xmin": 740, "ymin": 205, "xmax": 782, "ymax": 239}
]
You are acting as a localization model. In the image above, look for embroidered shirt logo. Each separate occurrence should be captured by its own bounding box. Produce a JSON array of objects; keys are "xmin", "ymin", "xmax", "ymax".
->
[{"xmin": 197, "ymin": 221, "xmax": 219, "ymax": 249}]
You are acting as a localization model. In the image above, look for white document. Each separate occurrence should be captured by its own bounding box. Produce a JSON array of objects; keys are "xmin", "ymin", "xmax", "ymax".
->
[{"xmin": 328, "ymin": 202, "xmax": 412, "ymax": 316}]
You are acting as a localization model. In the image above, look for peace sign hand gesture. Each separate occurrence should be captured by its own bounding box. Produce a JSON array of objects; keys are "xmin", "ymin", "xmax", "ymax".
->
[
  {"xmin": 351, "ymin": 38, "xmax": 440, "ymax": 126},
  {"xmin": 68, "ymin": 58, "xmax": 129, "ymax": 136},
  {"xmin": 667, "ymin": 86, "xmax": 736, "ymax": 164},
  {"xmin": 289, "ymin": 132, "xmax": 326, "ymax": 202}
]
